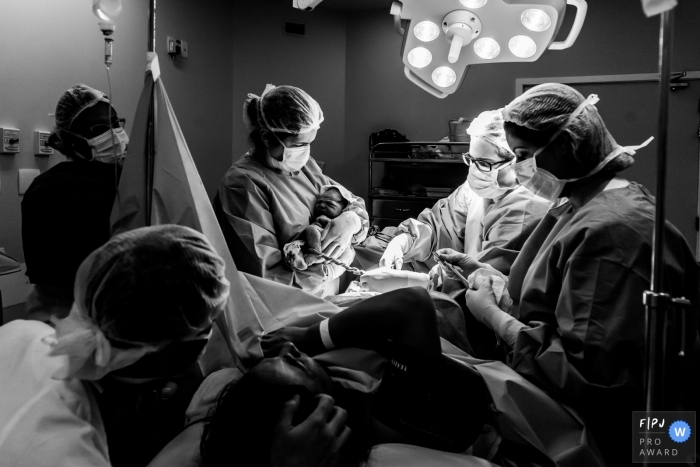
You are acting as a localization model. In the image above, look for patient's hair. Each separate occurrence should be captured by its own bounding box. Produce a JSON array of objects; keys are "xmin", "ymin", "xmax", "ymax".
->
[
  {"xmin": 200, "ymin": 372, "xmax": 371, "ymax": 467},
  {"xmin": 200, "ymin": 374, "xmax": 312, "ymax": 467}
]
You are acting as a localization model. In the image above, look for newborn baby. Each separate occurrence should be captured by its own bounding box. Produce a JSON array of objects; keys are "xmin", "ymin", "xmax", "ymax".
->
[
  {"xmin": 313, "ymin": 186, "xmax": 348, "ymax": 220},
  {"xmin": 284, "ymin": 187, "xmax": 349, "ymax": 271}
]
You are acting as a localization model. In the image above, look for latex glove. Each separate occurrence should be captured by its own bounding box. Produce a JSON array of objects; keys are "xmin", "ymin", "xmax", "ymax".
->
[
  {"xmin": 284, "ymin": 240, "xmax": 309, "ymax": 271},
  {"xmin": 320, "ymin": 212, "xmax": 361, "ymax": 260},
  {"xmin": 435, "ymin": 248, "xmax": 490, "ymax": 280},
  {"xmin": 323, "ymin": 247, "xmax": 356, "ymax": 282},
  {"xmin": 360, "ymin": 267, "xmax": 429, "ymax": 293},
  {"xmin": 304, "ymin": 224, "xmax": 324, "ymax": 254},
  {"xmin": 465, "ymin": 276, "xmax": 522, "ymax": 346},
  {"xmin": 270, "ymin": 394, "xmax": 351, "ymax": 467},
  {"xmin": 379, "ymin": 233, "xmax": 411, "ymax": 269}
]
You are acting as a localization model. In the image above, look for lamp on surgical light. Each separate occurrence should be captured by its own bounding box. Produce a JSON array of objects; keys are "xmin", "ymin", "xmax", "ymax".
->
[{"xmin": 392, "ymin": 0, "xmax": 588, "ymax": 98}]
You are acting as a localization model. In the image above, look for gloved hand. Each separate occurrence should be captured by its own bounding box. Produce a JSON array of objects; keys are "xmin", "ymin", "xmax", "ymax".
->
[
  {"xmin": 465, "ymin": 276, "xmax": 502, "ymax": 328},
  {"xmin": 323, "ymin": 247, "xmax": 356, "ymax": 282},
  {"xmin": 435, "ymin": 248, "xmax": 490, "ymax": 280},
  {"xmin": 320, "ymin": 212, "xmax": 361, "ymax": 260},
  {"xmin": 379, "ymin": 233, "xmax": 411, "ymax": 269},
  {"xmin": 270, "ymin": 394, "xmax": 351, "ymax": 467},
  {"xmin": 304, "ymin": 224, "xmax": 324, "ymax": 253},
  {"xmin": 465, "ymin": 276, "xmax": 522, "ymax": 345}
]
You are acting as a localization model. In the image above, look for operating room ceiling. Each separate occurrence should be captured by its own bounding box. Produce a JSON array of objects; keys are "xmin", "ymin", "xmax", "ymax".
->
[{"xmin": 263, "ymin": 0, "xmax": 394, "ymax": 11}]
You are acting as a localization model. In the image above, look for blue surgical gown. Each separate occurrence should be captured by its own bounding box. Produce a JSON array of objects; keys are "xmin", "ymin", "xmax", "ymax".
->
[
  {"xmin": 504, "ymin": 182, "xmax": 699, "ymax": 465},
  {"xmin": 214, "ymin": 152, "xmax": 369, "ymax": 295}
]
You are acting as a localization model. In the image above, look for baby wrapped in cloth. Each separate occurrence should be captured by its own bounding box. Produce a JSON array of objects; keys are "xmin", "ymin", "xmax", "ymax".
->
[{"xmin": 284, "ymin": 186, "xmax": 354, "ymax": 270}]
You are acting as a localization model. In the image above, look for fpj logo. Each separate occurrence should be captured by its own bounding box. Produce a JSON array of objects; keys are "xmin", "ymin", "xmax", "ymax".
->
[{"xmin": 633, "ymin": 411, "xmax": 695, "ymax": 463}]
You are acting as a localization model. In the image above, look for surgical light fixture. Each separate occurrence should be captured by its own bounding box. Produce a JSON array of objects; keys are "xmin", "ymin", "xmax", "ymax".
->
[{"xmin": 391, "ymin": 0, "xmax": 588, "ymax": 98}]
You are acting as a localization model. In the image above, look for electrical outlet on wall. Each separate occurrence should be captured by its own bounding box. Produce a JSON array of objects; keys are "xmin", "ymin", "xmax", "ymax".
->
[{"xmin": 181, "ymin": 40, "xmax": 189, "ymax": 59}]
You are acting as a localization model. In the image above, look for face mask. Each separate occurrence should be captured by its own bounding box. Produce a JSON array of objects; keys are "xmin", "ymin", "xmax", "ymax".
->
[
  {"xmin": 512, "ymin": 156, "xmax": 567, "ymax": 202},
  {"xmin": 467, "ymin": 163, "xmax": 514, "ymax": 199},
  {"xmin": 89, "ymin": 128, "xmax": 129, "ymax": 163},
  {"xmin": 267, "ymin": 133, "xmax": 310, "ymax": 172},
  {"xmin": 63, "ymin": 127, "xmax": 129, "ymax": 163}
]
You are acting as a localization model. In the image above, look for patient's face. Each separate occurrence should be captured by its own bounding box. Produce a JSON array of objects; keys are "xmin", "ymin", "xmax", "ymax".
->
[
  {"xmin": 314, "ymin": 189, "xmax": 346, "ymax": 219},
  {"xmin": 250, "ymin": 342, "xmax": 333, "ymax": 396}
]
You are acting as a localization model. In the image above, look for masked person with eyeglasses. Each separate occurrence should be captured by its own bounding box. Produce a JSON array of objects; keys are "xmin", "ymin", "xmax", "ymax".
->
[
  {"xmin": 454, "ymin": 84, "xmax": 699, "ymax": 466},
  {"xmin": 21, "ymin": 84, "xmax": 128, "ymax": 323},
  {"xmin": 214, "ymin": 84, "xmax": 369, "ymax": 297},
  {"xmin": 379, "ymin": 110, "xmax": 551, "ymax": 277}
]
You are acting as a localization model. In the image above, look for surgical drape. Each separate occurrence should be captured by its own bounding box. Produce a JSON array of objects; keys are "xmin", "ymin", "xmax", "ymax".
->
[
  {"xmin": 215, "ymin": 152, "xmax": 369, "ymax": 295},
  {"xmin": 110, "ymin": 54, "xmax": 344, "ymax": 371}
]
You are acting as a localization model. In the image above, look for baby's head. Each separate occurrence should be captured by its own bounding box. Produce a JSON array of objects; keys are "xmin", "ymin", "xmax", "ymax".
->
[{"xmin": 314, "ymin": 187, "xmax": 348, "ymax": 219}]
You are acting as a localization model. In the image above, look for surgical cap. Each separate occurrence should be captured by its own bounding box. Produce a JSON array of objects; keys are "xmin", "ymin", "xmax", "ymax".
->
[
  {"xmin": 466, "ymin": 109, "xmax": 513, "ymax": 159},
  {"xmin": 243, "ymin": 84, "xmax": 324, "ymax": 135},
  {"xmin": 74, "ymin": 224, "xmax": 230, "ymax": 346},
  {"xmin": 55, "ymin": 84, "xmax": 110, "ymax": 131},
  {"xmin": 502, "ymin": 83, "xmax": 630, "ymax": 174}
]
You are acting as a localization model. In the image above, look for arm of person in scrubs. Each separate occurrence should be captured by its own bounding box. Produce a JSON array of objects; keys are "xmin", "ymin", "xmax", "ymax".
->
[
  {"xmin": 476, "ymin": 188, "xmax": 551, "ymax": 275},
  {"xmin": 397, "ymin": 182, "xmax": 474, "ymax": 263},
  {"xmin": 215, "ymin": 179, "xmax": 341, "ymax": 293},
  {"xmin": 471, "ymin": 221, "xmax": 655, "ymax": 404}
]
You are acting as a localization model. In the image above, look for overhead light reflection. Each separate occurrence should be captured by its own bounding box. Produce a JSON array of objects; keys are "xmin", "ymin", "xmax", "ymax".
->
[
  {"xmin": 408, "ymin": 47, "xmax": 432, "ymax": 68},
  {"xmin": 432, "ymin": 67, "xmax": 457, "ymax": 87},
  {"xmin": 473, "ymin": 38, "xmax": 500, "ymax": 59},
  {"xmin": 414, "ymin": 21, "xmax": 440, "ymax": 42},
  {"xmin": 521, "ymin": 9, "xmax": 552, "ymax": 32},
  {"xmin": 509, "ymin": 35, "xmax": 537, "ymax": 58}
]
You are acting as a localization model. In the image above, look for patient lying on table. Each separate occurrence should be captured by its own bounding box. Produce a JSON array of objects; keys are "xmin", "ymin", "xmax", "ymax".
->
[
  {"xmin": 200, "ymin": 289, "xmax": 491, "ymax": 467},
  {"xmin": 284, "ymin": 187, "xmax": 350, "ymax": 271}
]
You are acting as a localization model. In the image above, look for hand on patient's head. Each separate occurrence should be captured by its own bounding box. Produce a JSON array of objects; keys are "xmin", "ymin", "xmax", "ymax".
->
[
  {"xmin": 271, "ymin": 394, "xmax": 351, "ymax": 467},
  {"xmin": 202, "ymin": 345, "xmax": 338, "ymax": 467}
]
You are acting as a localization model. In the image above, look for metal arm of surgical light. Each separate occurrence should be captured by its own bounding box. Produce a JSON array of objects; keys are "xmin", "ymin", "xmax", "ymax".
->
[
  {"xmin": 293, "ymin": 0, "xmax": 324, "ymax": 11},
  {"xmin": 392, "ymin": 0, "xmax": 587, "ymax": 98}
]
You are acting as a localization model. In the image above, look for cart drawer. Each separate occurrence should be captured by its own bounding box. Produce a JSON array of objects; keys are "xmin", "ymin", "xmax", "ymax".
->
[
  {"xmin": 371, "ymin": 217, "xmax": 402, "ymax": 229},
  {"xmin": 372, "ymin": 199, "xmax": 435, "ymax": 220}
]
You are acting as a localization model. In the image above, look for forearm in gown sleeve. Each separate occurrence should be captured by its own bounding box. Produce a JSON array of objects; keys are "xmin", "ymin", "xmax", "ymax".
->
[
  {"xmin": 397, "ymin": 185, "xmax": 471, "ymax": 263},
  {"xmin": 219, "ymin": 185, "xmax": 333, "ymax": 292},
  {"xmin": 505, "ymin": 255, "xmax": 647, "ymax": 405},
  {"xmin": 325, "ymin": 177, "xmax": 370, "ymax": 244},
  {"xmin": 477, "ymin": 196, "xmax": 550, "ymax": 275}
]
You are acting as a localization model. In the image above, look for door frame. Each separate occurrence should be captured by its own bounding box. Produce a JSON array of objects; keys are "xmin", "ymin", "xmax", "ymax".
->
[{"xmin": 515, "ymin": 72, "xmax": 700, "ymax": 260}]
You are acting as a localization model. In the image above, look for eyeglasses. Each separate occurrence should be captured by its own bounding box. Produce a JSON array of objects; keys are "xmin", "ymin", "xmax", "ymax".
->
[
  {"xmin": 461, "ymin": 153, "xmax": 512, "ymax": 173},
  {"xmin": 89, "ymin": 117, "xmax": 126, "ymax": 135}
]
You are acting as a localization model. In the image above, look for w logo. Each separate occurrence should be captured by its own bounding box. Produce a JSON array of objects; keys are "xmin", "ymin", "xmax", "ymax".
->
[{"xmin": 669, "ymin": 420, "xmax": 691, "ymax": 444}]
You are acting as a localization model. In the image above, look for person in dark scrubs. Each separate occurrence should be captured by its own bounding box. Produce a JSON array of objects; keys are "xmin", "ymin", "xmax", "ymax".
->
[{"xmin": 22, "ymin": 84, "xmax": 128, "ymax": 322}]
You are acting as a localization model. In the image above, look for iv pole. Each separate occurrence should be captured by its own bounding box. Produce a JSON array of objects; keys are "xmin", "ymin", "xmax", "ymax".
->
[
  {"xmin": 643, "ymin": 5, "xmax": 690, "ymax": 420},
  {"xmin": 145, "ymin": 0, "xmax": 157, "ymax": 226}
]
